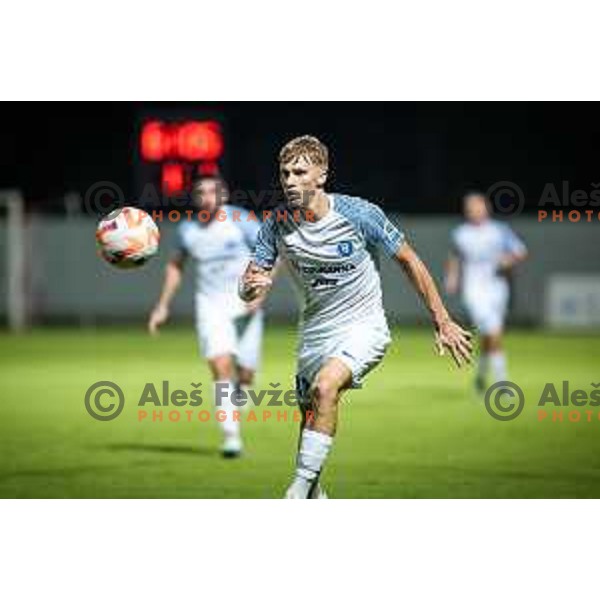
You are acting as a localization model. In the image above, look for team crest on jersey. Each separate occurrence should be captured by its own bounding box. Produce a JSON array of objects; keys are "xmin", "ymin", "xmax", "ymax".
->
[{"xmin": 336, "ymin": 240, "xmax": 353, "ymax": 257}]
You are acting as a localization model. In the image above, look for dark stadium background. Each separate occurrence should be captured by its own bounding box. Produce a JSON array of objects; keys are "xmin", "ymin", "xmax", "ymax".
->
[{"xmin": 1, "ymin": 102, "xmax": 598, "ymax": 212}]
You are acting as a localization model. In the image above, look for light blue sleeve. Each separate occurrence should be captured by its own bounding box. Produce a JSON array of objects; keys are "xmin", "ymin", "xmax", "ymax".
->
[
  {"xmin": 501, "ymin": 224, "xmax": 527, "ymax": 255},
  {"xmin": 336, "ymin": 195, "xmax": 405, "ymax": 257},
  {"xmin": 253, "ymin": 217, "xmax": 279, "ymax": 269}
]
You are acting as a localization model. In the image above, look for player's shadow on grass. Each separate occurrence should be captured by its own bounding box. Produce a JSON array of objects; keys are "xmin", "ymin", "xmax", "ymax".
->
[{"xmin": 105, "ymin": 443, "xmax": 217, "ymax": 457}]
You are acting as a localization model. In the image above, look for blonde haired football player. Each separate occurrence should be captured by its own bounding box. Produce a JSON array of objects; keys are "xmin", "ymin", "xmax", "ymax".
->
[{"xmin": 240, "ymin": 135, "xmax": 472, "ymax": 498}]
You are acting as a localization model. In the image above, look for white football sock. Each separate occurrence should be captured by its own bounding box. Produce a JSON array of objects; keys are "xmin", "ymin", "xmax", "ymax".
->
[
  {"xmin": 290, "ymin": 429, "xmax": 333, "ymax": 498},
  {"xmin": 478, "ymin": 353, "xmax": 490, "ymax": 380},
  {"xmin": 214, "ymin": 380, "xmax": 240, "ymax": 439},
  {"xmin": 489, "ymin": 351, "xmax": 507, "ymax": 383}
]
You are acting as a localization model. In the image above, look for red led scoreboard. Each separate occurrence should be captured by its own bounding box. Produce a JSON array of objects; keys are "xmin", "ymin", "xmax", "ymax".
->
[{"xmin": 134, "ymin": 110, "xmax": 226, "ymax": 199}]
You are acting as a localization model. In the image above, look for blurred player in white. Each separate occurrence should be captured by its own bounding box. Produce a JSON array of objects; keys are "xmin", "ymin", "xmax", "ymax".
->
[
  {"xmin": 149, "ymin": 176, "xmax": 264, "ymax": 458},
  {"xmin": 240, "ymin": 135, "xmax": 472, "ymax": 499},
  {"xmin": 445, "ymin": 191, "xmax": 528, "ymax": 391}
]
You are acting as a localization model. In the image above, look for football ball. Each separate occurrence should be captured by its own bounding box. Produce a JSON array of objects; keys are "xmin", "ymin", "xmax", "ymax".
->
[{"xmin": 96, "ymin": 207, "xmax": 160, "ymax": 269}]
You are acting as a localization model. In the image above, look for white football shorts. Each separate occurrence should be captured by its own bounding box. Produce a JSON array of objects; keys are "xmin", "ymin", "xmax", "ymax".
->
[
  {"xmin": 295, "ymin": 318, "xmax": 391, "ymax": 403},
  {"xmin": 463, "ymin": 282, "xmax": 509, "ymax": 335},
  {"xmin": 194, "ymin": 293, "xmax": 264, "ymax": 370}
]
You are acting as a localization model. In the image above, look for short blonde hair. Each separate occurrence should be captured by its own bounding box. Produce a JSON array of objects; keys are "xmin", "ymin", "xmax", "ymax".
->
[{"xmin": 279, "ymin": 135, "xmax": 329, "ymax": 168}]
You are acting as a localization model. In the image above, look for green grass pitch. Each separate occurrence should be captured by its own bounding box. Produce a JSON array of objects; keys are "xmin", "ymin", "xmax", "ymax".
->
[{"xmin": 1, "ymin": 325, "xmax": 599, "ymax": 498}]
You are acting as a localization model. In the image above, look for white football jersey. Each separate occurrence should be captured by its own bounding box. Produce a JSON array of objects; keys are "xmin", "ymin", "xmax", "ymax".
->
[
  {"xmin": 253, "ymin": 194, "xmax": 405, "ymax": 341},
  {"xmin": 176, "ymin": 205, "xmax": 260, "ymax": 300},
  {"xmin": 451, "ymin": 219, "xmax": 526, "ymax": 293}
]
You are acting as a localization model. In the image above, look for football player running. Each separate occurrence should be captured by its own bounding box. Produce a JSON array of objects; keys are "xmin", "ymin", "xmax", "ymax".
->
[
  {"xmin": 240, "ymin": 136, "xmax": 472, "ymax": 498},
  {"xmin": 445, "ymin": 191, "xmax": 528, "ymax": 391},
  {"xmin": 150, "ymin": 176, "xmax": 264, "ymax": 458}
]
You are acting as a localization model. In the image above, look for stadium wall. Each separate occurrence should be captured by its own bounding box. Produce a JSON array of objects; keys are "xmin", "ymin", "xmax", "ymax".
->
[{"xmin": 0, "ymin": 215, "xmax": 597, "ymax": 328}]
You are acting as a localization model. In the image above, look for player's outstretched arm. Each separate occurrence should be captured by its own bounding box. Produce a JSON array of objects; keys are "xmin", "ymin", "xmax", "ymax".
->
[
  {"xmin": 239, "ymin": 260, "xmax": 273, "ymax": 302},
  {"xmin": 148, "ymin": 255, "xmax": 185, "ymax": 335},
  {"xmin": 394, "ymin": 242, "xmax": 473, "ymax": 367}
]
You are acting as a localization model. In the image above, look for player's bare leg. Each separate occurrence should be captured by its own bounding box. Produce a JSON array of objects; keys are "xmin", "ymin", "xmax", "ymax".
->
[
  {"xmin": 478, "ymin": 331, "xmax": 507, "ymax": 389},
  {"xmin": 208, "ymin": 354, "xmax": 235, "ymax": 380},
  {"xmin": 286, "ymin": 358, "xmax": 352, "ymax": 499},
  {"xmin": 235, "ymin": 365, "xmax": 255, "ymax": 413},
  {"xmin": 308, "ymin": 358, "xmax": 352, "ymax": 436},
  {"xmin": 208, "ymin": 354, "xmax": 242, "ymax": 457},
  {"xmin": 237, "ymin": 365, "xmax": 255, "ymax": 387}
]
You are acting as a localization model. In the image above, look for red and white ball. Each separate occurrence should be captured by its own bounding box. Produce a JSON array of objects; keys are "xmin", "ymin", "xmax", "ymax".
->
[{"xmin": 96, "ymin": 207, "xmax": 160, "ymax": 269}]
